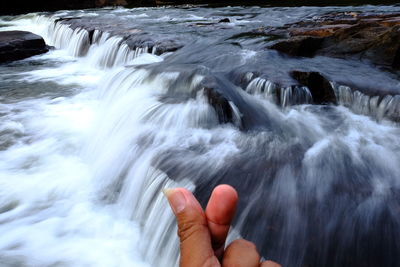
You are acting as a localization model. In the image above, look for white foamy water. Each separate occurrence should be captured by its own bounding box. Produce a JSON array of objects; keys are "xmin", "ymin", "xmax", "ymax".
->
[
  {"xmin": 0, "ymin": 86, "xmax": 151, "ymax": 266},
  {"xmin": 0, "ymin": 15, "xmax": 167, "ymax": 267}
]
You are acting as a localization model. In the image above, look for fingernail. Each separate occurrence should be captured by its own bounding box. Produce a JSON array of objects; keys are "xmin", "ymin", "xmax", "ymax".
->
[{"xmin": 163, "ymin": 188, "xmax": 186, "ymax": 214}]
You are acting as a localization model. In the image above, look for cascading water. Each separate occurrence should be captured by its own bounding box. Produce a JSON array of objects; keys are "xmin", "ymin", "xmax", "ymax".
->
[{"xmin": 1, "ymin": 5, "xmax": 400, "ymax": 267}]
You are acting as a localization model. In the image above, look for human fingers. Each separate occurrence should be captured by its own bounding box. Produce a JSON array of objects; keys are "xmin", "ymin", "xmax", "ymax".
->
[
  {"xmin": 260, "ymin": 260, "xmax": 282, "ymax": 267},
  {"xmin": 222, "ymin": 239, "xmax": 260, "ymax": 267},
  {"xmin": 165, "ymin": 188, "xmax": 220, "ymax": 267},
  {"xmin": 205, "ymin": 184, "xmax": 238, "ymax": 259}
]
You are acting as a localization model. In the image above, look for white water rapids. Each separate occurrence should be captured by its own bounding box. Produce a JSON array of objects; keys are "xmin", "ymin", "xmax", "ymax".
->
[
  {"xmin": 0, "ymin": 13, "xmax": 183, "ymax": 267},
  {"xmin": 1, "ymin": 7, "xmax": 400, "ymax": 267}
]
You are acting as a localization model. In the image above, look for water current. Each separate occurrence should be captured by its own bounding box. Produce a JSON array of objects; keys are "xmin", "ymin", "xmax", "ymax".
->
[{"xmin": 0, "ymin": 4, "xmax": 400, "ymax": 267}]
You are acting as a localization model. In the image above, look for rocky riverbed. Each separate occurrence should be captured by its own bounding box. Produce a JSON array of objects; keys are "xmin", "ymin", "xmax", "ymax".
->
[
  {"xmin": 269, "ymin": 12, "xmax": 400, "ymax": 73},
  {"xmin": 2, "ymin": 7, "xmax": 400, "ymax": 119}
]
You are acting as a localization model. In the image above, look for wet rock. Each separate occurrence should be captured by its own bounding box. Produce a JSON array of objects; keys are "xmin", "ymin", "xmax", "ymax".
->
[
  {"xmin": 0, "ymin": 31, "xmax": 48, "ymax": 63},
  {"xmin": 291, "ymin": 71, "xmax": 337, "ymax": 104},
  {"xmin": 321, "ymin": 23, "xmax": 400, "ymax": 69},
  {"xmin": 218, "ymin": 18, "xmax": 230, "ymax": 23},
  {"xmin": 290, "ymin": 24, "xmax": 353, "ymax": 38},
  {"xmin": 393, "ymin": 47, "xmax": 400, "ymax": 69},
  {"xmin": 153, "ymin": 39, "xmax": 184, "ymax": 55},
  {"xmin": 95, "ymin": 0, "xmax": 127, "ymax": 6},
  {"xmin": 269, "ymin": 12, "xmax": 400, "ymax": 70},
  {"xmin": 124, "ymin": 35, "xmax": 156, "ymax": 51},
  {"xmin": 270, "ymin": 36, "xmax": 323, "ymax": 58},
  {"xmin": 124, "ymin": 34, "xmax": 183, "ymax": 55},
  {"xmin": 227, "ymin": 69, "xmax": 258, "ymax": 89},
  {"xmin": 203, "ymin": 87, "xmax": 233, "ymax": 124}
]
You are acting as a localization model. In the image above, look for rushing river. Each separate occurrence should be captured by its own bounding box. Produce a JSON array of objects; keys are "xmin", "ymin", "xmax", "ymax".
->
[{"xmin": 1, "ymin": 4, "xmax": 400, "ymax": 267}]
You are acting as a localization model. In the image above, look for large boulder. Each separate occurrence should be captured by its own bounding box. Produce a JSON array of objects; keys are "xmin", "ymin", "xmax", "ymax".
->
[
  {"xmin": 269, "ymin": 12, "xmax": 400, "ymax": 71},
  {"xmin": 0, "ymin": 31, "xmax": 48, "ymax": 63}
]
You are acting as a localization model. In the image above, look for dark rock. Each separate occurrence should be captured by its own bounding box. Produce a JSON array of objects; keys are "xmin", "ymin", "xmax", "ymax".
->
[
  {"xmin": 320, "ymin": 23, "xmax": 400, "ymax": 69},
  {"xmin": 153, "ymin": 39, "xmax": 184, "ymax": 55},
  {"xmin": 203, "ymin": 87, "xmax": 233, "ymax": 124},
  {"xmin": 218, "ymin": 18, "xmax": 231, "ymax": 23},
  {"xmin": 270, "ymin": 36, "xmax": 323, "ymax": 57},
  {"xmin": 88, "ymin": 30, "xmax": 96, "ymax": 45},
  {"xmin": 124, "ymin": 34, "xmax": 183, "ymax": 55},
  {"xmin": 124, "ymin": 35, "xmax": 156, "ymax": 51},
  {"xmin": 291, "ymin": 71, "xmax": 337, "ymax": 104},
  {"xmin": 393, "ymin": 47, "xmax": 400, "ymax": 69},
  {"xmin": 95, "ymin": 0, "xmax": 127, "ymax": 6},
  {"xmin": 0, "ymin": 31, "xmax": 48, "ymax": 63}
]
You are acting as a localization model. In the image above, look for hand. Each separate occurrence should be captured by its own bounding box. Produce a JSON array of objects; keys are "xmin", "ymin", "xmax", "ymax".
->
[{"xmin": 165, "ymin": 184, "xmax": 281, "ymax": 267}]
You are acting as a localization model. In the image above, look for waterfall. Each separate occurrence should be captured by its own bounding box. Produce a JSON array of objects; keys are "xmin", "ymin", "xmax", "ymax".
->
[
  {"xmin": 244, "ymin": 75, "xmax": 400, "ymax": 122},
  {"xmin": 333, "ymin": 84, "xmax": 400, "ymax": 122},
  {"xmin": 1, "ymin": 8, "xmax": 400, "ymax": 267},
  {"xmin": 48, "ymin": 22, "xmax": 90, "ymax": 57},
  {"xmin": 32, "ymin": 15, "xmax": 150, "ymax": 68},
  {"xmin": 83, "ymin": 62, "xmax": 400, "ymax": 266},
  {"xmin": 26, "ymin": 13, "xmax": 400, "ymax": 123},
  {"xmin": 245, "ymin": 77, "xmax": 313, "ymax": 107},
  {"xmin": 81, "ymin": 65, "xmax": 241, "ymax": 266},
  {"xmin": 245, "ymin": 77, "xmax": 279, "ymax": 103}
]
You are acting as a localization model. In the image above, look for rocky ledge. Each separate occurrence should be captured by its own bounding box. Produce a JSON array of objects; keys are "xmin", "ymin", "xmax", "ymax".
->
[
  {"xmin": 268, "ymin": 12, "xmax": 400, "ymax": 72},
  {"xmin": 55, "ymin": 17, "xmax": 184, "ymax": 56},
  {"xmin": 0, "ymin": 31, "xmax": 48, "ymax": 63},
  {"xmin": 226, "ymin": 12, "xmax": 400, "ymax": 122}
]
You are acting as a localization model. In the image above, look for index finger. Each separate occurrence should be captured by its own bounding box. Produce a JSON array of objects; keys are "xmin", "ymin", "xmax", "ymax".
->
[{"xmin": 205, "ymin": 184, "xmax": 238, "ymax": 259}]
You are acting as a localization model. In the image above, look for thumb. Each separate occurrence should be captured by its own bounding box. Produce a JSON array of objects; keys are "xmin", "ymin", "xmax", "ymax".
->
[{"xmin": 164, "ymin": 188, "xmax": 219, "ymax": 267}]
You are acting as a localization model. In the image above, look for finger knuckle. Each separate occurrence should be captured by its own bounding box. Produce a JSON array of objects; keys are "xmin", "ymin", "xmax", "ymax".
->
[
  {"xmin": 178, "ymin": 220, "xmax": 208, "ymax": 243},
  {"xmin": 233, "ymin": 239, "xmax": 257, "ymax": 250}
]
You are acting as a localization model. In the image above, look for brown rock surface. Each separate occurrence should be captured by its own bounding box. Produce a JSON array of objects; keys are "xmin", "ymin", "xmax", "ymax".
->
[{"xmin": 269, "ymin": 12, "xmax": 400, "ymax": 70}]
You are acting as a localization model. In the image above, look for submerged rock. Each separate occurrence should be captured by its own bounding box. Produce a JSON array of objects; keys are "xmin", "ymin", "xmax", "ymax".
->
[
  {"xmin": 0, "ymin": 31, "xmax": 48, "ymax": 63},
  {"xmin": 203, "ymin": 86, "xmax": 233, "ymax": 124},
  {"xmin": 218, "ymin": 18, "xmax": 231, "ymax": 23}
]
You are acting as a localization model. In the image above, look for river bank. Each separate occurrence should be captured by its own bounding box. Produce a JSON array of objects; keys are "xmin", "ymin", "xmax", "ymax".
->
[{"xmin": 2, "ymin": 0, "xmax": 400, "ymax": 15}]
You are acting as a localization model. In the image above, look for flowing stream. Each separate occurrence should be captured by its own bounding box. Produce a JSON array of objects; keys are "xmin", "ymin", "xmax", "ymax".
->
[{"xmin": 1, "ymin": 5, "xmax": 400, "ymax": 267}]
